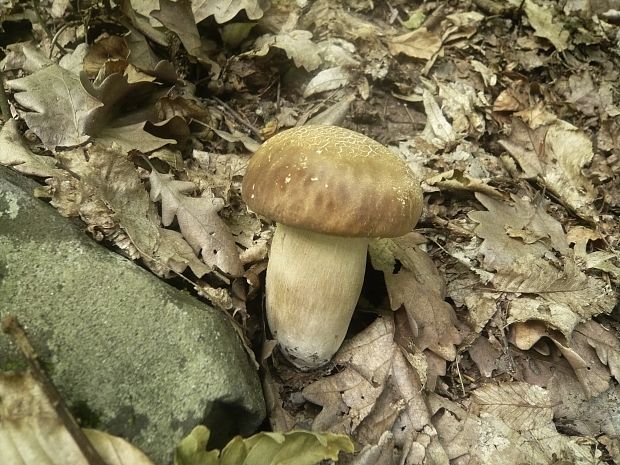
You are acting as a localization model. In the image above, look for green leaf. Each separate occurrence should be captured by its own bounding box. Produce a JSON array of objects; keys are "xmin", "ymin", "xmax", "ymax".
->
[
  {"xmin": 175, "ymin": 427, "xmax": 354, "ymax": 465},
  {"xmin": 174, "ymin": 426, "xmax": 220, "ymax": 465}
]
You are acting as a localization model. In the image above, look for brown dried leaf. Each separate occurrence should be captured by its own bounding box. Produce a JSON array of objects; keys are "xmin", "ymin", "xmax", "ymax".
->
[
  {"xmin": 96, "ymin": 121, "xmax": 176, "ymax": 154},
  {"xmin": 468, "ymin": 192, "xmax": 569, "ymax": 270},
  {"xmin": 302, "ymin": 315, "xmax": 447, "ymax": 464},
  {"xmin": 509, "ymin": 321, "xmax": 612, "ymax": 398},
  {"xmin": 494, "ymin": 256, "xmax": 615, "ymax": 336},
  {"xmin": 499, "ymin": 117, "xmax": 598, "ymax": 220},
  {"xmin": 425, "ymin": 169, "xmax": 502, "ymax": 198},
  {"xmin": 149, "ymin": 171, "xmax": 243, "ymax": 276},
  {"xmin": 369, "ymin": 234, "xmax": 463, "ymax": 361},
  {"xmin": 429, "ymin": 386, "xmax": 602, "ymax": 464},
  {"xmin": 0, "ymin": 119, "xmax": 62, "ymax": 177},
  {"xmin": 151, "ymin": 0, "xmax": 220, "ymax": 72},
  {"xmin": 59, "ymin": 146, "xmax": 160, "ymax": 259},
  {"xmin": 472, "ymin": 381, "xmax": 554, "ymax": 431},
  {"xmin": 468, "ymin": 336, "xmax": 502, "ymax": 378},
  {"xmin": 522, "ymin": 0, "xmax": 569, "ymax": 51},
  {"xmin": 388, "ymin": 27, "xmax": 442, "ymax": 61},
  {"xmin": 250, "ymin": 30, "xmax": 322, "ymax": 71},
  {"xmin": 575, "ymin": 320, "xmax": 620, "ymax": 383},
  {"xmin": 144, "ymin": 228, "xmax": 211, "ymax": 278},
  {"xmin": 6, "ymin": 64, "xmax": 103, "ymax": 148}
]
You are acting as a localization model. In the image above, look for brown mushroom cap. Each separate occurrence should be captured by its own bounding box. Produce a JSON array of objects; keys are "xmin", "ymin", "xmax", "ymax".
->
[{"xmin": 242, "ymin": 125, "xmax": 422, "ymax": 237}]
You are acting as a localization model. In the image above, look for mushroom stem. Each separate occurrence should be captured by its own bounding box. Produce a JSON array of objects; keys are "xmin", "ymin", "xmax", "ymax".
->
[{"xmin": 266, "ymin": 223, "xmax": 368, "ymax": 370}]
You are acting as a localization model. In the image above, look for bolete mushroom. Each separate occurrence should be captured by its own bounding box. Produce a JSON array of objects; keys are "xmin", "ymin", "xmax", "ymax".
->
[{"xmin": 242, "ymin": 125, "xmax": 422, "ymax": 370}]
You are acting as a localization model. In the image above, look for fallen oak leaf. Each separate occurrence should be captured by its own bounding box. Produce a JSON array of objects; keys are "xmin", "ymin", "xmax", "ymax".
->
[
  {"xmin": 7, "ymin": 64, "xmax": 103, "ymax": 148},
  {"xmin": 144, "ymin": 228, "xmax": 212, "ymax": 278},
  {"xmin": 499, "ymin": 117, "xmax": 598, "ymax": 220},
  {"xmin": 149, "ymin": 170, "xmax": 244, "ymax": 277},
  {"xmin": 192, "ymin": 0, "xmax": 266, "ymax": 23},
  {"xmin": 56, "ymin": 146, "xmax": 161, "ymax": 263},
  {"xmin": 369, "ymin": 233, "xmax": 463, "ymax": 361},
  {"xmin": 494, "ymin": 256, "xmax": 615, "ymax": 336},
  {"xmin": 302, "ymin": 314, "xmax": 447, "ymax": 464},
  {"xmin": 0, "ymin": 119, "xmax": 63, "ymax": 177}
]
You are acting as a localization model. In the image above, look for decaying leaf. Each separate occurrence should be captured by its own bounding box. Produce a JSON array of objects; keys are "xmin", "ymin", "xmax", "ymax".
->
[
  {"xmin": 149, "ymin": 171, "xmax": 244, "ymax": 276},
  {"xmin": 145, "ymin": 228, "xmax": 211, "ymax": 278},
  {"xmin": 174, "ymin": 425, "xmax": 353, "ymax": 465},
  {"xmin": 494, "ymin": 257, "xmax": 615, "ymax": 336},
  {"xmin": 437, "ymin": 81, "xmax": 486, "ymax": 135},
  {"xmin": 522, "ymin": 0, "xmax": 569, "ymax": 51},
  {"xmin": 500, "ymin": 117, "xmax": 598, "ymax": 220},
  {"xmin": 425, "ymin": 169, "xmax": 502, "ymax": 198},
  {"xmin": 0, "ymin": 119, "xmax": 62, "ymax": 177},
  {"xmin": 469, "ymin": 193, "xmax": 616, "ymax": 336},
  {"xmin": 96, "ymin": 121, "xmax": 176, "ymax": 154},
  {"xmin": 469, "ymin": 192, "xmax": 569, "ymax": 270},
  {"xmin": 0, "ymin": 371, "xmax": 154, "ymax": 465},
  {"xmin": 59, "ymin": 146, "xmax": 160, "ymax": 258},
  {"xmin": 303, "ymin": 315, "xmax": 448, "ymax": 465},
  {"xmin": 151, "ymin": 0, "xmax": 220, "ymax": 71},
  {"xmin": 421, "ymin": 90, "xmax": 458, "ymax": 148},
  {"xmin": 388, "ymin": 27, "xmax": 442, "ymax": 61},
  {"xmin": 430, "ymin": 385, "xmax": 602, "ymax": 464},
  {"xmin": 192, "ymin": 0, "xmax": 266, "ymax": 24},
  {"xmin": 7, "ymin": 64, "xmax": 102, "ymax": 148},
  {"xmin": 250, "ymin": 30, "xmax": 322, "ymax": 71},
  {"xmin": 369, "ymin": 233, "xmax": 463, "ymax": 361}
]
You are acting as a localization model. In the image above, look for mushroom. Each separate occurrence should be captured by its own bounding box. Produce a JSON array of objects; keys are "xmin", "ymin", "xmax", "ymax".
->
[{"xmin": 242, "ymin": 125, "xmax": 422, "ymax": 370}]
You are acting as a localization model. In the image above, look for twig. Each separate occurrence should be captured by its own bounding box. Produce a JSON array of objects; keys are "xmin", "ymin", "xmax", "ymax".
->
[
  {"xmin": 0, "ymin": 72, "xmax": 10, "ymax": 120},
  {"xmin": 49, "ymin": 22, "xmax": 80, "ymax": 58},
  {"xmin": 1, "ymin": 314, "xmax": 107, "ymax": 465},
  {"xmin": 210, "ymin": 96, "xmax": 263, "ymax": 141},
  {"xmin": 31, "ymin": 0, "xmax": 52, "ymax": 39}
]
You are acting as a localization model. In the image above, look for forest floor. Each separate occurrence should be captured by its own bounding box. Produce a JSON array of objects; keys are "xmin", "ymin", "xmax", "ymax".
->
[{"xmin": 0, "ymin": 0, "xmax": 619, "ymax": 464}]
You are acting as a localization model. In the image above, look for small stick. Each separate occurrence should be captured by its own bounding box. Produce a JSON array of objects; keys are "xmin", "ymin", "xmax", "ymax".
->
[
  {"xmin": 1, "ymin": 314, "xmax": 107, "ymax": 465},
  {"xmin": 0, "ymin": 72, "xmax": 10, "ymax": 120},
  {"xmin": 211, "ymin": 96, "xmax": 263, "ymax": 141}
]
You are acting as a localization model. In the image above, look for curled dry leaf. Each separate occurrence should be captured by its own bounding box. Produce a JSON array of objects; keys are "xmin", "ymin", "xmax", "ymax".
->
[
  {"xmin": 249, "ymin": 30, "xmax": 323, "ymax": 71},
  {"xmin": 192, "ymin": 0, "xmax": 266, "ymax": 24},
  {"xmin": 59, "ymin": 146, "xmax": 160, "ymax": 258},
  {"xmin": 0, "ymin": 371, "xmax": 154, "ymax": 465},
  {"xmin": 522, "ymin": 0, "xmax": 569, "ymax": 51},
  {"xmin": 151, "ymin": 0, "xmax": 220, "ymax": 73},
  {"xmin": 510, "ymin": 318, "xmax": 620, "ymax": 398}
]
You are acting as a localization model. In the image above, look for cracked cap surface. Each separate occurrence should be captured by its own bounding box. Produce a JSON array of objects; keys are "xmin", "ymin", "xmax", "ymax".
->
[{"xmin": 242, "ymin": 125, "xmax": 422, "ymax": 237}]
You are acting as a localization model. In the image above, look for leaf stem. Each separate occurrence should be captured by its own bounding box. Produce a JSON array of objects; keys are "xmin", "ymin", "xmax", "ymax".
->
[{"xmin": 1, "ymin": 314, "xmax": 108, "ymax": 465}]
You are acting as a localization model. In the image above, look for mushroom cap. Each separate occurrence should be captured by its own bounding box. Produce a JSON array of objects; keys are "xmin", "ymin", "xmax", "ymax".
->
[{"xmin": 242, "ymin": 125, "xmax": 422, "ymax": 237}]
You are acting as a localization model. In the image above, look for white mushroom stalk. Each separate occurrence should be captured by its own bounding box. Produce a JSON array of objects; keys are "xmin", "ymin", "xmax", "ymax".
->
[{"xmin": 266, "ymin": 223, "xmax": 368, "ymax": 369}]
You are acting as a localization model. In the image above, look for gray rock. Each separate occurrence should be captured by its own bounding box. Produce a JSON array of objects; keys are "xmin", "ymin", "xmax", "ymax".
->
[{"xmin": 0, "ymin": 166, "xmax": 265, "ymax": 464}]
